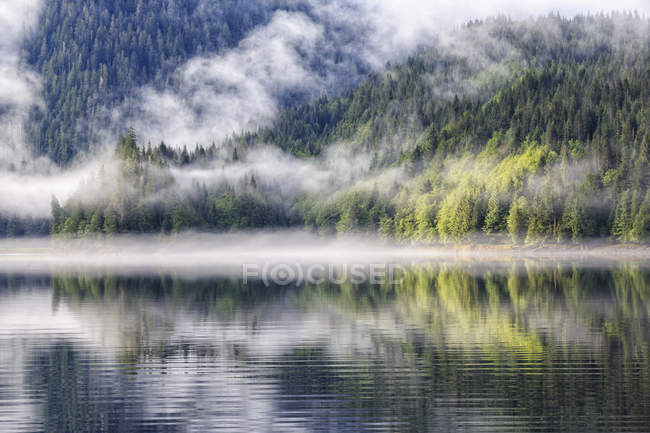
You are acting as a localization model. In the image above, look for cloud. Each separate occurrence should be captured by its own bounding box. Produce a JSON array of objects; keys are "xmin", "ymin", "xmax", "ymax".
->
[
  {"xmin": 0, "ymin": 0, "xmax": 42, "ymax": 44},
  {"xmin": 0, "ymin": 160, "xmax": 107, "ymax": 217},
  {"xmin": 168, "ymin": 141, "xmax": 376, "ymax": 209},
  {"xmin": 122, "ymin": 0, "xmax": 650, "ymax": 150},
  {"xmin": 124, "ymin": 11, "xmax": 326, "ymax": 147},
  {"xmin": 0, "ymin": 0, "xmax": 43, "ymax": 169}
]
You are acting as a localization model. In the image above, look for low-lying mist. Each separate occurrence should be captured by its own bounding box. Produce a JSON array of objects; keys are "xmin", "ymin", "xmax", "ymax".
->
[
  {"xmin": 0, "ymin": 232, "xmax": 647, "ymax": 276},
  {"xmin": 0, "ymin": 161, "xmax": 109, "ymax": 218}
]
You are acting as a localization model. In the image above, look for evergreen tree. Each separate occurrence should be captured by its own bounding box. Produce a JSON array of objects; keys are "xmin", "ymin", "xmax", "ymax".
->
[
  {"xmin": 507, "ymin": 196, "xmax": 529, "ymax": 244},
  {"xmin": 103, "ymin": 208, "xmax": 118, "ymax": 235},
  {"xmin": 612, "ymin": 190, "xmax": 633, "ymax": 242},
  {"xmin": 483, "ymin": 193, "xmax": 505, "ymax": 234}
]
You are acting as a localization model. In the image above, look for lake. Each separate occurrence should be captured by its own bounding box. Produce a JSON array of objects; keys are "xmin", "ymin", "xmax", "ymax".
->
[{"xmin": 0, "ymin": 260, "xmax": 649, "ymax": 432}]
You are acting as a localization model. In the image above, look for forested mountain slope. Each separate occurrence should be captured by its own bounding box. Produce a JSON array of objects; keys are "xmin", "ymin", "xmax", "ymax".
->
[
  {"xmin": 3, "ymin": 11, "xmax": 649, "ymax": 243},
  {"xmin": 24, "ymin": 0, "xmax": 279, "ymax": 163},
  {"xmin": 249, "ymin": 14, "xmax": 648, "ymax": 168}
]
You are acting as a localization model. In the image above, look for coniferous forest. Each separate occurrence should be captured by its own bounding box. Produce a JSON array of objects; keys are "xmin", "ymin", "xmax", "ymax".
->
[{"xmin": 0, "ymin": 4, "xmax": 648, "ymax": 244}]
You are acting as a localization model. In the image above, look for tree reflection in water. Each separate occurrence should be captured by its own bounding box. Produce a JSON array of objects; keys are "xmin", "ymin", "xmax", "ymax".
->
[{"xmin": 0, "ymin": 262, "xmax": 648, "ymax": 432}]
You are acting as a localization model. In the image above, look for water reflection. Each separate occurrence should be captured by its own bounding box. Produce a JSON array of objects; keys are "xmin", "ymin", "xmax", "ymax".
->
[{"xmin": 0, "ymin": 263, "xmax": 649, "ymax": 432}]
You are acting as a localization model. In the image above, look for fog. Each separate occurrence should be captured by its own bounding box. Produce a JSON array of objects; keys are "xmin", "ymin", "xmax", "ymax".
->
[
  {"xmin": 124, "ymin": 11, "xmax": 326, "ymax": 146},
  {"xmin": 0, "ymin": 160, "xmax": 111, "ymax": 217},
  {"xmin": 0, "ymin": 0, "xmax": 43, "ymax": 167},
  {"xmin": 0, "ymin": 232, "xmax": 646, "ymax": 276},
  {"xmin": 170, "ymin": 141, "xmax": 388, "ymax": 202}
]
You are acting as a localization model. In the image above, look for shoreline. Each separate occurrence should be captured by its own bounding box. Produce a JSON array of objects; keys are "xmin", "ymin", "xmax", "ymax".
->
[{"xmin": 0, "ymin": 235, "xmax": 647, "ymax": 276}]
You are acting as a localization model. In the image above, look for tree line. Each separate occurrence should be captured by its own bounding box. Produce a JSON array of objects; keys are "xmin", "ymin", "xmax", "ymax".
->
[{"xmin": 3, "ymin": 13, "xmax": 647, "ymax": 243}]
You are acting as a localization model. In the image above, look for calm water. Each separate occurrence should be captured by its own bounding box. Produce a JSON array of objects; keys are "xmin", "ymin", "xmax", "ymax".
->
[{"xmin": 0, "ymin": 263, "xmax": 649, "ymax": 432}]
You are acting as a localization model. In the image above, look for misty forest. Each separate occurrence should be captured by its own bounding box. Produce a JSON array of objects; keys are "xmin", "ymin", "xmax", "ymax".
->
[
  {"xmin": 0, "ymin": 2, "xmax": 648, "ymax": 244},
  {"xmin": 2, "ymin": 2, "xmax": 650, "ymax": 432}
]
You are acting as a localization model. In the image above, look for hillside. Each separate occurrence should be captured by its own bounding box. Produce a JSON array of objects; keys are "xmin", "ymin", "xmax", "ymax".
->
[
  {"xmin": 23, "ymin": 0, "xmax": 277, "ymax": 163},
  {"xmin": 2, "ymin": 11, "xmax": 649, "ymax": 243}
]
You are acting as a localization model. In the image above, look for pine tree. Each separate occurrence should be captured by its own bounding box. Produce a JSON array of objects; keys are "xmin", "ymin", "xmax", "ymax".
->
[
  {"xmin": 50, "ymin": 196, "xmax": 64, "ymax": 234},
  {"xmin": 103, "ymin": 208, "xmax": 118, "ymax": 236},
  {"xmin": 630, "ymin": 191, "xmax": 650, "ymax": 242},
  {"xmin": 560, "ymin": 196, "xmax": 591, "ymax": 242},
  {"xmin": 483, "ymin": 193, "xmax": 504, "ymax": 233},
  {"xmin": 88, "ymin": 212, "xmax": 103, "ymax": 233},
  {"xmin": 507, "ymin": 196, "xmax": 529, "ymax": 244},
  {"xmin": 612, "ymin": 189, "xmax": 632, "ymax": 242}
]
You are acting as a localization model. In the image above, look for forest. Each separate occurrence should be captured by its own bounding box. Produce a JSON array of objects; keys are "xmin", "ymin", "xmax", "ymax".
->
[
  {"xmin": 1, "ymin": 8, "xmax": 648, "ymax": 243},
  {"xmin": 22, "ymin": 0, "xmax": 279, "ymax": 163}
]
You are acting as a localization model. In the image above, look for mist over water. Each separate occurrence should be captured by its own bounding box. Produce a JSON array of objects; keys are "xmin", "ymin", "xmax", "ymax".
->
[{"xmin": 0, "ymin": 233, "xmax": 647, "ymax": 277}]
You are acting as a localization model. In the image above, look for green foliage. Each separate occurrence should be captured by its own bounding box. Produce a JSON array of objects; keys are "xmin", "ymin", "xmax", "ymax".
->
[
  {"xmin": 560, "ymin": 195, "xmax": 593, "ymax": 242},
  {"xmin": 35, "ymin": 13, "xmax": 650, "ymax": 244},
  {"xmin": 0, "ymin": 214, "xmax": 50, "ymax": 238},
  {"xmin": 242, "ymin": 14, "xmax": 648, "ymax": 244},
  {"xmin": 51, "ymin": 133, "xmax": 286, "ymax": 236},
  {"xmin": 630, "ymin": 191, "xmax": 650, "ymax": 241},
  {"xmin": 507, "ymin": 196, "xmax": 530, "ymax": 244},
  {"xmin": 612, "ymin": 190, "xmax": 634, "ymax": 242},
  {"xmin": 483, "ymin": 193, "xmax": 505, "ymax": 234},
  {"xmin": 437, "ymin": 185, "xmax": 481, "ymax": 241},
  {"xmin": 245, "ymin": 14, "xmax": 649, "ymax": 174},
  {"xmin": 297, "ymin": 188, "xmax": 393, "ymax": 236}
]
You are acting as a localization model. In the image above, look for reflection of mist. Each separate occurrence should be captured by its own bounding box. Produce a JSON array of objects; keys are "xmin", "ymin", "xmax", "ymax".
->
[
  {"xmin": 1, "ymin": 263, "xmax": 649, "ymax": 431},
  {"xmin": 0, "ymin": 285, "xmax": 384, "ymax": 431},
  {"xmin": 0, "ymin": 288, "xmax": 94, "ymax": 432}
]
